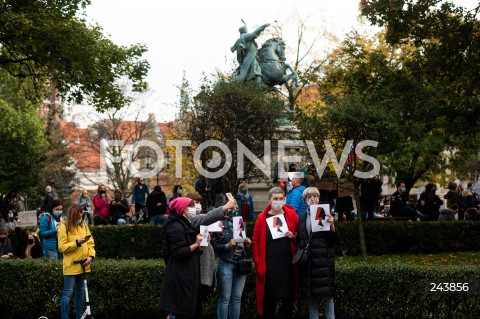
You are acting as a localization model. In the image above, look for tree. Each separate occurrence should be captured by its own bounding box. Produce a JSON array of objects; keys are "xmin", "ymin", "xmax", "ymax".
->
[
  {"xmin": 360, "ymin": 0, "xmax": 480, "ymax": 147},
  {"xmin": 0, "ymin": 0, "xmax": 149, "ymax": 110},
  {"xmin": 0, "ymin": 97, "xmax": 46, "ymax": 205},
  {"xmin": 267, "ymin": 14, "xmax": 334, "ymax": 112},
  {"xmin": 297, "ymin": 31, "xmax": 455, "ymax": 193},
  {"xmin": 71, "ymin": 99, "xmax": 159, "ymax": 196},
  {"xmin": 182, "ymin": 79, "xmax": 286, "ymax": 190},
  {"xmin": 42, "ymin": 106, "xmax": 76, "ymax": 205}
]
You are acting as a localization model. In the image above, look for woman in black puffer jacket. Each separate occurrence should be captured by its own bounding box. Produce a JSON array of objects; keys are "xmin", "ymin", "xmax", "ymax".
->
[{"xmin": 296, "ymin": 187, "xmax": 339, "ymax": 319}]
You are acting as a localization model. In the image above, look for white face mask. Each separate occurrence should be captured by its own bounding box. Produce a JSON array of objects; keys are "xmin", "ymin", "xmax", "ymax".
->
[
  {"xmin": 195, "ymin": 203, "xmax": 202, "ymax": 214},
  {"xmin": 185, "ymin": 207, "xmax": 197, "ymax": 220},
  {"xmin": 271, "ymin": 200, "xmax": 284, "ymax": 212},
  {"xmin": 177, "ymin": 189, "xmax": 183, "ymax": 195},
  {"xmin": 307, "ymin": 197, "xmax": 317, "ymax": 206}
]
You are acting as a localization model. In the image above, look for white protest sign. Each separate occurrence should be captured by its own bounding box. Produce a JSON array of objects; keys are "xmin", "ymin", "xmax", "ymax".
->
[
  {"xmin": 266, "ymin": 214, "xmax": 289, "ymax": 239},
  {"xmin": 310, "ymin": 204, "xmax": 331, "ymax": 232},
  {"xmin": 16, "ymin": 211, "xmax": 37, "ymax": 227},
  {"xmin": 200, "ymin": 225, "xmax": 209, "ymax": 247},
  {"xmin": 232, "ymin": 216, "xmax": 246, "ymax": 243},
  {"xmin": 207, "ymin": 221, "xmax": 223, "ymax": 232}
]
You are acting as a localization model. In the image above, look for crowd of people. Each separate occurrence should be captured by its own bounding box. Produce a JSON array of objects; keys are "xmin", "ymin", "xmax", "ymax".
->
[{"xmin": 2, "ymin": 171, "xmax": 480, "ymax": 319}]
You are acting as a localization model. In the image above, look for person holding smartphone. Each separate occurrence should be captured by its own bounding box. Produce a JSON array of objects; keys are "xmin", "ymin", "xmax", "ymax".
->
[{"xmin": 58, "ymin": 204, "xmax": 95, "ymax": 319}]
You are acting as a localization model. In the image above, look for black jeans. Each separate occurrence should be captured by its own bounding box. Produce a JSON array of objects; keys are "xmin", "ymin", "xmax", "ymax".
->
[{"xmin": 263, "ymin": 295, "xmax": 294, "ymax": 319}]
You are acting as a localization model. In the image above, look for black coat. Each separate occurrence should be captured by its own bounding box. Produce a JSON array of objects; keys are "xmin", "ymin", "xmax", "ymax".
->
[
  {"xmin": 158, "ymin": 214, "xmax": 200, "ymax": 317},
  {"xmin": 146, "ymin": 192, "xmax": 167, "ymax": 216},
  {"xmin": 297, "ymin": 212, "xmax": 339, "ymax": 297}
]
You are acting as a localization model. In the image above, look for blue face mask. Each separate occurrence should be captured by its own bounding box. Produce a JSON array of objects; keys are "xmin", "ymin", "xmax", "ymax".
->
[
  {"xmin": 401, "ymin": 187, "xmax": 406, "ymax": 193},
  {"xmin": 76, "ymin": 217, "xmax": 83, "ymax": 225},
  {"xmin": 53, "ymin": 210, "xmax": 62, "ymax": 218}
]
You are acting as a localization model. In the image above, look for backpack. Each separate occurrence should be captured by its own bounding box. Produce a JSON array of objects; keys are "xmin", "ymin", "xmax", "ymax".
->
[{"xmin": 38, "ymin": 213, "xmax": 52, "ymax": 239}]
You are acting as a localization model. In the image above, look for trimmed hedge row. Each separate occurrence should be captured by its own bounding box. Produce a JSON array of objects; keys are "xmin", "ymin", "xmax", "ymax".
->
[
  {"xmin": 10, "ymin": 221, "xmax": 480, "ymax": 259},
  {"xmin": 1, "ymin": 259, "xmax": 479, "ymax": 318}
]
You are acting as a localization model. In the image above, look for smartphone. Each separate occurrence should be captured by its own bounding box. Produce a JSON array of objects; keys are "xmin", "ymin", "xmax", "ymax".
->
[
  {"xmin": 84, "ymin": 235, "xmax": 92, "ymax": 240},
  {"xmin": 226, "ymin": 193, "xmax": 238, "ymax": 209}
]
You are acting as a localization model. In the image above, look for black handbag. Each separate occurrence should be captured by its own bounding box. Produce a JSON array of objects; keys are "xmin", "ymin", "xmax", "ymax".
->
[
  {"xmin": 292, "ymin": 232, "xmax": 313, "ymax": 266},
  {"xmin": 235, "ymin": 259, "xmax": 252, "ymax": 275}
]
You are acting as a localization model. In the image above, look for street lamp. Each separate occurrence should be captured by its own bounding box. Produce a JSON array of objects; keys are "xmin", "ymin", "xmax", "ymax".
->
[
  {"xmin": 145, "ymin": 150, "xmax": 152, "ymax": 169},
  {"xmin": 156, "ymin": 151, "xmax": 172, "ymax": 186},
  {"xmin": 165, "ymin": 151, "xmax": 171, "ymax": 170}
]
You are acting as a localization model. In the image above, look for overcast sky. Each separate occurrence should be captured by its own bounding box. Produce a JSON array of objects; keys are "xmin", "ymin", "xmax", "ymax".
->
[{"xmin": 66, "ymin": 0, "xmax": 479, "ymax": 124}]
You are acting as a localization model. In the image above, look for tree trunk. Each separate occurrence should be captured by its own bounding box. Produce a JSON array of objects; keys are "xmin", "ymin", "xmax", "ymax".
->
[{"xmin": 353, "ymin": 182, "xmax": 368, "ymax": 259}]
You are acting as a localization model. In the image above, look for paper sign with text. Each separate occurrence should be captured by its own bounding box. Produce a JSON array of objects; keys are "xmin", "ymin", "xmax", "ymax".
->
[{"xmin": 16, "ymin": 211, "xmax": 37, "ymax": 227}]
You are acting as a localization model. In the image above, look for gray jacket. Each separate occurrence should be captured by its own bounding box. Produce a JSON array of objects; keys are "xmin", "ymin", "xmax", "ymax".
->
[{"xmin": 191, "ymin": 206, "xmax": 224, "ymax": 287}]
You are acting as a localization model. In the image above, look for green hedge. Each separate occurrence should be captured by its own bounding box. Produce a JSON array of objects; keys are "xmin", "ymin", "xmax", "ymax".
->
[
  {"xmin": 10, "ymin": 221, "xmax": 480, "ymax": 259},
  {"xmin": 1, "ymin": 259, "xmax": 479, "ymax": 318}
]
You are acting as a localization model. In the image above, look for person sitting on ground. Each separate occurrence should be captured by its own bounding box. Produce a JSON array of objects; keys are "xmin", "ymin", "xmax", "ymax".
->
[
  {"xmin": 146, "ymin": 186, "xmax": 168, "ymax": 225},
  {"xmin": 109, "ymin": 189, "xmax": 130, "ymax": 225},
  {"xmin": 92, "ymin": 184, "xmax": 111, "ymax": 225},
  {"xmin": 417, "ymin": 183, "xmax": 443, "ymax": 221},
  {"xmin": 438, "ymin": 204, "xmax": 459, "ymax": 222},
  {"xmin": 0, "ymin": 228, "xmax": 14, "ymax": 259},
  {"xmin": 464, "ymin": 207, "xmax": 480, "ymax": 221},
  {"xmin": 77, "ymin": 189, "xmax": 92, "ymax": 213},
  {"xmin": 462, "ymin": 182, "xmax": 477, "ymax": 210},
  {"xmin": 169, "ymin": 184, "xmax": 184, "ymax": 204},
  {"xmin": 1, "ymin": 210, "xmax": 17, "ymax": 230},
  {"xmin": 26, "ymin": 230, "xmax": 42, "ymax": 258},
  {"xmin": 390, "ymin": 181, "xmax": 424, "ymax": 220}
]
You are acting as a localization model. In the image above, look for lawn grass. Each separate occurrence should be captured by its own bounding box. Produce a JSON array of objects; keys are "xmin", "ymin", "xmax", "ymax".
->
[{"xmin": 337, "ymin": 251, "xmax": 480, "ymax": 266}]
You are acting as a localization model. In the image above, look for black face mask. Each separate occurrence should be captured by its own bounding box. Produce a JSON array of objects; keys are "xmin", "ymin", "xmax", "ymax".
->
[{"xmin": 28, "ymin": 239, "xmax": 35, "ymax": 244}]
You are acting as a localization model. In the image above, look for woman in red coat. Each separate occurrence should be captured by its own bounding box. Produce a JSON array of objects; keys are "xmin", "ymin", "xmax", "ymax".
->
[{"xmin": 252, "ymin": 187, "xmax": 298, "ymax": 319}]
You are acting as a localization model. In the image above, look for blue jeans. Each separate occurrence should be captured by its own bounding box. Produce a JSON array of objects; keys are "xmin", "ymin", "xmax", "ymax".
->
[
  {"xmin": 216, "ymin": 259, "xmax": 247, "ymax": 319},
  {"xmin": 308, "ymin": 296, "xmax": 335, "ymax": 319},
  {"xmin": 149, "ymin": 214, "xmax": 165, "ymax": 225},
  {"xmin": 43, "ymin": 249, "xmax": 62, "ymax": 260},
  {"xmin": 61, "ymin": 274, "xmax": 86, "ymax": 319}
]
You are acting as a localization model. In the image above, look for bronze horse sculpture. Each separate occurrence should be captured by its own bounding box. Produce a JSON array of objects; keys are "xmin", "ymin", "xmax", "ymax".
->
[{"xmin": 257, "ymin": 38, "xmax": 298, "ymax": 90}]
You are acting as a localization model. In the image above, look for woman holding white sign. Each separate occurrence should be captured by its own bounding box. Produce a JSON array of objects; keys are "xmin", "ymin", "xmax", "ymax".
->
[
  {"xmin": 213, "ymin": 209, "xmax": 251, "ymax": 319},
  {"xmin": 296, "ymin": 187, "xmax": 339, "ymax": 319},
  {"xmin": 252, "ymin": 187, "xmax": 298, "ymax": 319}
]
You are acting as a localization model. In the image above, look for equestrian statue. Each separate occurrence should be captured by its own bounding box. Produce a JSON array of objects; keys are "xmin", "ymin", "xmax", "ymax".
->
[{"xmin": 231, "ymin": 21, "xmax": 298, "ymax": 90}]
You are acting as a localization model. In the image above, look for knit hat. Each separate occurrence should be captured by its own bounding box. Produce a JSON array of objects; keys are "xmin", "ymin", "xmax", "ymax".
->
[
  {"xmin": 169, "ymin": 197, "xmax": 193, "ymax": 215},
  {"xmin": 153, "ymin": 185, "xmax": 162, "ymax": 192}
]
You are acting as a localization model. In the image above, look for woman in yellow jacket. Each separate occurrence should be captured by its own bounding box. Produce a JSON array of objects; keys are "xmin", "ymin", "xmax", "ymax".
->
[{"xmin": 58, "ymin": 204, "xmax": 95, "ymax": 319}]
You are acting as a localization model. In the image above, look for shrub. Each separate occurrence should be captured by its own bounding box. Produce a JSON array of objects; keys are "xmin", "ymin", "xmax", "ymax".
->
[
  {"xmin": 8, "ymin": 221, "xmax": 480, "ymax": 259},
  {"xmin": 1, "ymin": 259, "xmax": 479, "ymax": 318}
]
